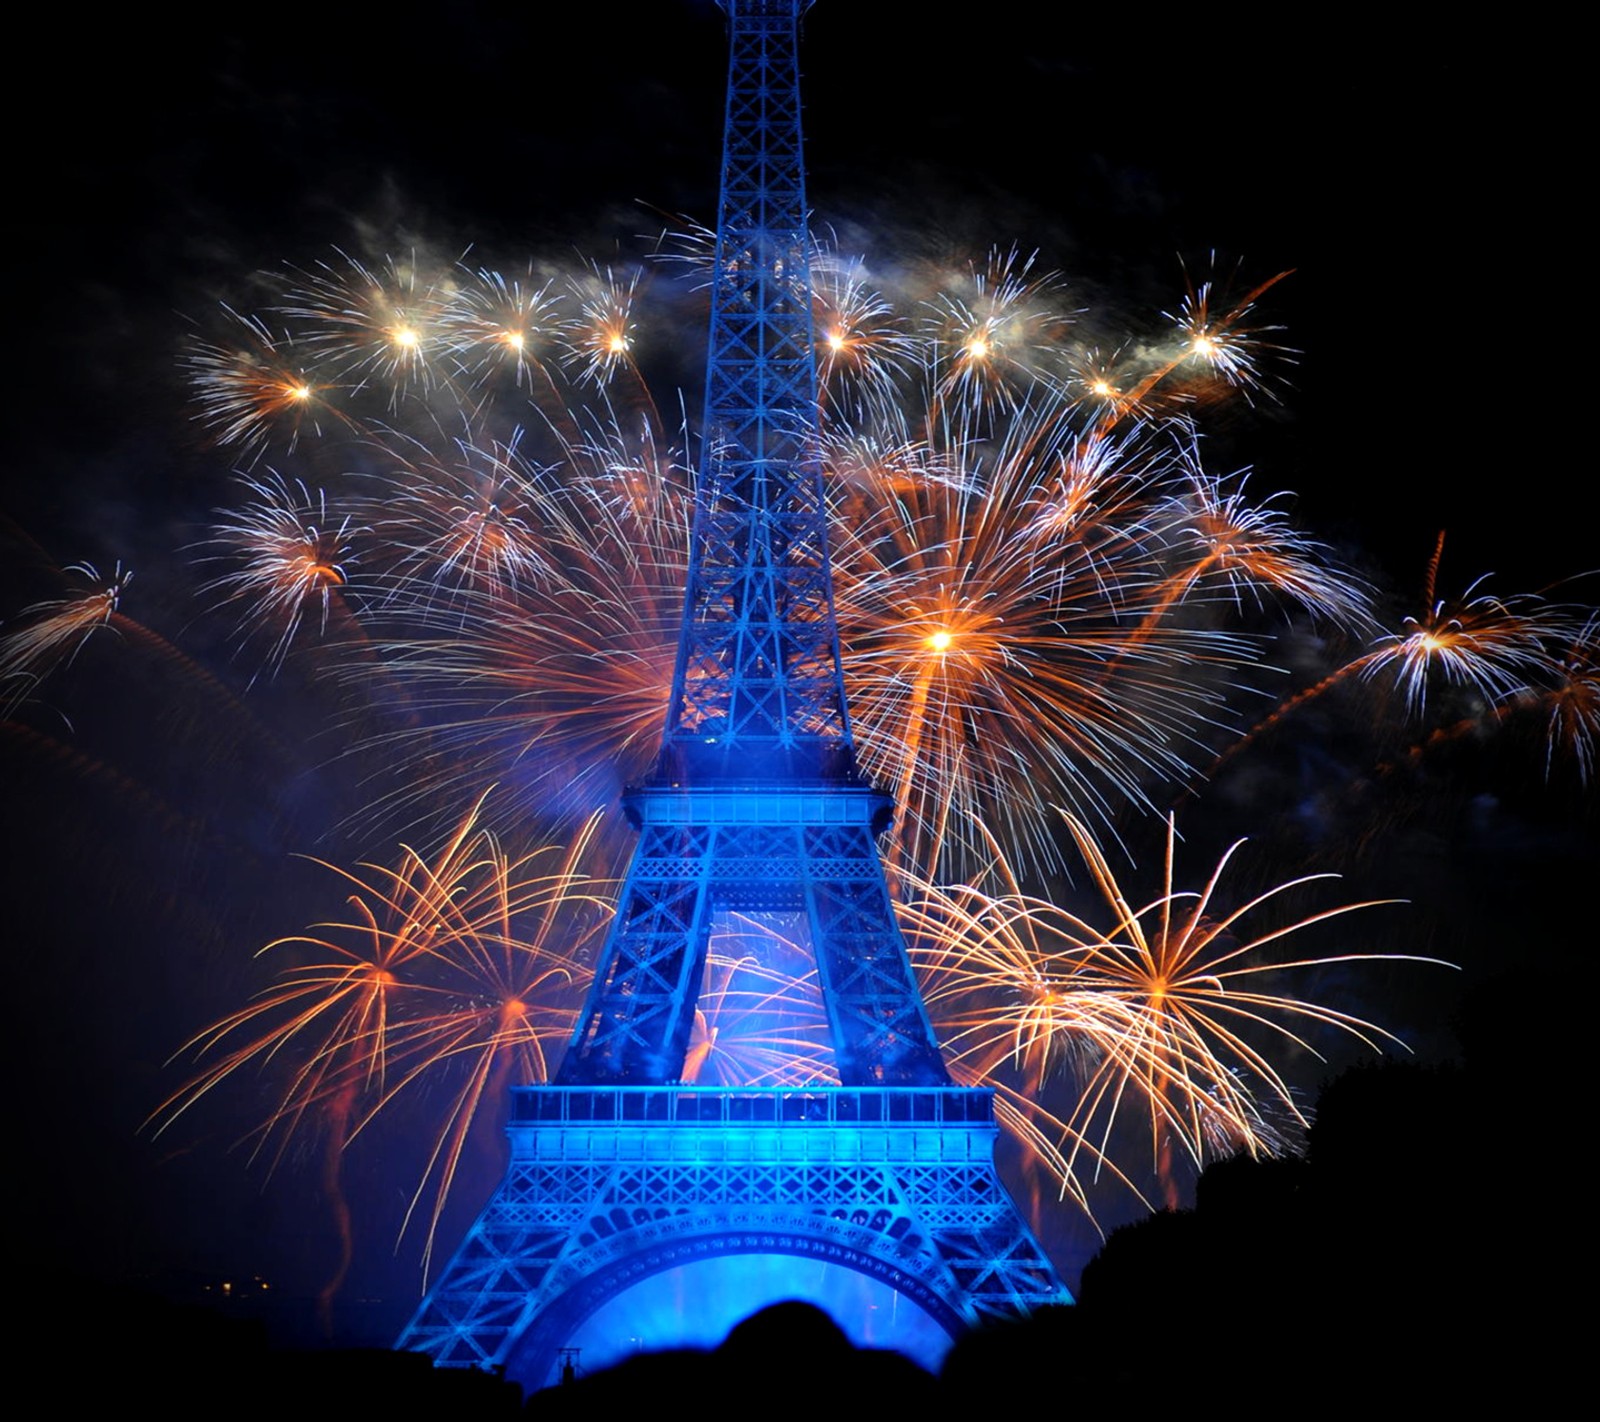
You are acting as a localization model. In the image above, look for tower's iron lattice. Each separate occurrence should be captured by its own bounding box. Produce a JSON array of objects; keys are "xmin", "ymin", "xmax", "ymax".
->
[{"xmin": 398, "ymin": 0, "xmax": 1069, "ymax": 1381}]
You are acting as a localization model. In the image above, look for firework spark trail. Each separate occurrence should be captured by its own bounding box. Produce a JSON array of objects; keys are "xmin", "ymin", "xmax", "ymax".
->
[
  {"xmin": 1209, "ymin": 532, "xmax": 1576, "ymax": 781},
  {"xmin": 185, "ymin": 307, "xmax": 339, "ymax": 464},
  {"xmin": 277, "ymin": 250, "xmax": 456, "ymax": 404},
  {"xmin": 373, "ymin": 431, "xmax": 557, "ymax": 597},
  {"xmin": 1143, "ymin": 464, "xmax": 1374, "ymax": 631},
  {"xmin": 1371, "ymin": 611, "xmax": 1600, "ymax": 788},
  {"xmin": 442, "ymin": 265, "xmax": 572, "ymax": 396},
  {"xmin": 903, "ymin": 814, "xmax": 1447, "ymax": 1211},
  {"xmin": 1536, "ymin": 615, "xmax": 1600, "ymax": 783},
  {"xmin": 1361, "ymin": 583, "xmax": 1562, "ymax": 717},
  {"xmin": 812, "ymin": 251, "xmax": 918, "ymax": 424},
  {"xmin": 1, "ymin": 561, "xmax": 129, "ymax": 714},
  {"xmin": 565, "ymin": 263, "xmax": 655, "ymax": 412},
  {"xmin": 1042, "ymin": 264, "xmax": 1296, "ymax": 446},
  {"xmin": 1162, "ymin": 268, "xmax": 1291, "ymax": 395}
]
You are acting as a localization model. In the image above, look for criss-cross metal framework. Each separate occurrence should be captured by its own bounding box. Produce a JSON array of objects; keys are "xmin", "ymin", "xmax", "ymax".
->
[
  {"xmin": 662, "ymin": 0, "xmax": 848, "ymax": 763},
  {"xmin": 398, "ymin": 1, "xmax": 1068, "ymax": 1384}
]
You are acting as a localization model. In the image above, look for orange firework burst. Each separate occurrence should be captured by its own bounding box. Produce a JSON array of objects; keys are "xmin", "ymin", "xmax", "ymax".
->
[
  {"xmin": 903, "ymin": 814, "xmax": 1443, "ymax": 1211},
  {"xmin": 1536, "ymin": 616, "xmax": 1600, "ymax": 784},
  {"xmin": 1360, "ymin": 537, "xmax": 1562, "ymax": 714},
  {"xmin": 830, "ymin": 412, "xmax": 1253, "ymax": 878},
  {"xmin": 184, "ymin": 307, "xmax": 333, "ymax": 461},
  {"xmin": 1145, "ymin": 463, "xmax": 1373, "ymax": 629},
  {"xmin": 1211, "ymin": 532, "xmax": 1576, "ymax": 779},
  {"xmin": 155, "ymin": 794, "xmax": 612, "ymax": 1272}
]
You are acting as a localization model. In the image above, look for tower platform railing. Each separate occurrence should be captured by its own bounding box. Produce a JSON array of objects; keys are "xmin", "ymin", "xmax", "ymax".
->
[{"xmin": 510, "ymin": 1084, "xmax": 999, "ymax": 1127}]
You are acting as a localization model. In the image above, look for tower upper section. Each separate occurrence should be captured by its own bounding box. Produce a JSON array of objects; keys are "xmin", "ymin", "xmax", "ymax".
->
[{"xmin": 658, "ymin": 0, "xmax": 854, "ymax": 787}]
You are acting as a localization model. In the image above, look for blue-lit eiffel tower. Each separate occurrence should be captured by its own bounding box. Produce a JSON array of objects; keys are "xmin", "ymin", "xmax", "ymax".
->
[{"xmin": 397, "ymin": 0, "xmax": 1068, "ymax": 1384}]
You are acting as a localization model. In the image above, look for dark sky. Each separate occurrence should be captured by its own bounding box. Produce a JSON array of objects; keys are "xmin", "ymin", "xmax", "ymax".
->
[{"xmin": 4, "ymin": 1, "xmax": 1587, "ymax": 1349}]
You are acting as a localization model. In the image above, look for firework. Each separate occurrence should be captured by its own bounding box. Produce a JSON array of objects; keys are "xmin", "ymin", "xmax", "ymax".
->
[
  {"xmin": 811, "ymin": 251, "xmax": 917, "ymax": 422},
  {"xmin": 375, "ymin": 432, "xmax": 555, "ymax": 596},
  {"xmin": 154, "ymin": 794, "xmax": 612, "ymax": 1270},
  {"xmin": 918, "ymin": 247, "xmax": 1074, "ymax": 421},
  {"xmin": 184, "ymin": 307, "xmax": 333, "ymax": 461},
  {"xmin": 904, "ymin": 814, "xmax": 1443, "ymax": 1211},
  {"xmin": 355, "ymin": 417, "xmax": 692, "ymax": 837},
  {"xmin": 203, "ymin": 474, "xmax": 360, "ymax": 671},
  {"xmin": 1, "ymin": 561, "xmax": 129, "ymax": 714},
  {"xmin": 1052, "ymin": 264, "xmax": 1296, "ymax": 441},
  {"xmin": 1145, "ymin": 462, "xmax": 1374, "ymax": 630},
  {"xmin": 442, "ymin": 265, "xmax": 570, "ymax": 394},
  {"xmin": 1215, "ymin": 532, "xmax": 1573, "ymax": 780},
  {"xmin": 681, "ymin": 917, "xmax": 835, "ymax": 1087},
  {"xmin": 174, "ymin": 245, "xmax": 1355, "ymax": 901},
  {"xmin": 1160, "ymin": 260, "xmax": 1295, "ymax": 406},
  {"xmin": 276, "ymin": 250, "xmax": 455, "ymax": 401},
  {"xmin": 831, "ymin": 408, "xmax": 1256, "ymax": 878},
  {"xmin": 565, "ymin": 264, "xmax": 644, "ymax": 388},
  {"xmin": 1359, "ymin": 537, "xmax": 1562, "ymax": 714},
  {"xmin": 1536, "ymin": 616, "xmax": 1600, "ymax": 784}
]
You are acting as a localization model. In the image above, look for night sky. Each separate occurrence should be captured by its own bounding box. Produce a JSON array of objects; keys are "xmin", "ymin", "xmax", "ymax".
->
[{"xmin": 6, "ymin": 2, "xmax": 1586, "ymax": 1350}]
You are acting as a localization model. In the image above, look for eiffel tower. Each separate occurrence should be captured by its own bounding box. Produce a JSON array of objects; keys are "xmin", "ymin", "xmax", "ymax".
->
[{"xmin": 397, "ymin": 0, "xmax": 1069, "ymax": 1384}]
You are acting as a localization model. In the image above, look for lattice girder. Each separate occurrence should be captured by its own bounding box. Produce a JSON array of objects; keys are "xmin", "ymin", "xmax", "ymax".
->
[{"xmin": 662, "ymin": 0, "xmax": 851, "ymax": 762}]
